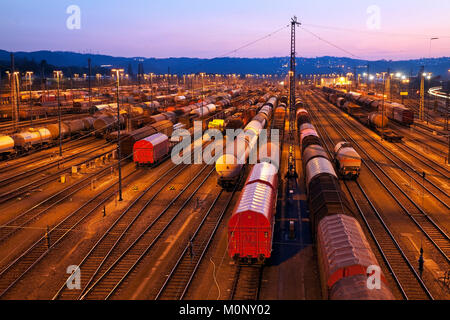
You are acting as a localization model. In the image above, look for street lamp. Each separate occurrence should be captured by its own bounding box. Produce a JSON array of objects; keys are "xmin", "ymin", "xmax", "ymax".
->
[
  {"xmin": 149, "ymin": 72, "xmax": 154, "ymax": 102},
  {"xmin": 200, "ymin": 72, "xmax": 205, "ymax": 128},
  {"xmin": 54, "ymin": 70, "xmax": 63, "ymax": 157},
  {"xmin": 26, "ymin": 71, "xmax": 33, "ymax": 125},
  {"xmin": 112, "ymin": 68, "xmax": 124, "ymax": 201}
]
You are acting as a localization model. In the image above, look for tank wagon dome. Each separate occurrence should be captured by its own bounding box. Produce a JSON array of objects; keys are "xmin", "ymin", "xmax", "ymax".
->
[
  {"xmin": 334, "ymin": 142, "xmax": 360, "ymax": 159},
  {"xmin": 334, "ymin": 141, "xmax": 352, "ymax": 153}
]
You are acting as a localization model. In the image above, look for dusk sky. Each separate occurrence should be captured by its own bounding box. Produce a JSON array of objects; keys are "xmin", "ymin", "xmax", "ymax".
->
[{"xmin": 1, "ymin": 0, "xmax": 449, "ymax": 60}]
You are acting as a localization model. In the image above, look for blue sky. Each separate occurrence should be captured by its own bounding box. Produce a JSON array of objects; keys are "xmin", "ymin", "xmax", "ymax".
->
[{"xmin": 0, "ymin": 0, "xmax": 449, "ymax": 60}]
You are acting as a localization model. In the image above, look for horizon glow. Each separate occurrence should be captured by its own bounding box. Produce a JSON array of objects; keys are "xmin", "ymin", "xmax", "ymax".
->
[{"xmin": 0, "ymin": 0, "xmax": 449, "ymax": 61}]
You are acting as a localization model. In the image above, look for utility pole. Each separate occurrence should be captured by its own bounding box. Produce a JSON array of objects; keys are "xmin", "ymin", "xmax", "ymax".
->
[
  {"xmin": 10, "ymin": 53, "xmax": 18, "ymax": 132},
  {"xmin": 386, "ymin": 68, "xmax": 391, "ymax": 101},
  {"xmin": 54, "ymin": 71, "xmax": 63, "ymax": 157},
  {"xmin": 167, "ymin": 67, "xmax": 170, "ymax": 97},
  {"xmin": 446, "ymin": 81, "xmax": 449, "ymax": 164},
  {"xmin": 149, "ymin": 72, "xmax": 154, "ymax": 102},
  {"xmin": 112, "ymin": 68, "xmax": 124, "ymax": 201},
  {"xmin": 201, "ymin": 72, "xmax": 205, "ymax": 130},
  {"xmin": 287, "ymin": 16, "xmax": 300, "ymax": 178},
  {"xmin": 26, "ymin": 71, "xmax": 33, "ymax": 126},
  {"xmin": 419, "ymin": 66, "xmax": 425, "ymax": 121},
  {"xmin": 366, "ymin": 63, "xmax": 370, "ymax": 91}
]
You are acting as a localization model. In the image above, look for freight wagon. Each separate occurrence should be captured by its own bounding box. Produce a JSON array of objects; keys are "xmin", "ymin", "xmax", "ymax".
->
[
  {"xmin": 333, "ymin": 141, "xmax": 361, "ymax": 179},
  {"xmin": 133, "ymin": 133, "xmax": 170, "ymax": 166},
  {"xmin": 298, "ymin": 107, "xmax": 394, "ymax": 300},
  {"xmin": 228, "ymin": 162, "xmax": 278, "ymax": 263}
]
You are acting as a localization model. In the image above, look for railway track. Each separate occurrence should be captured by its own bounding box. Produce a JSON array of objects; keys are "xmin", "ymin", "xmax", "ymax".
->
[
  {"xmin": 51, "ymin": 160, "xmax": 186, "ymax": 300},
  {"xmin": 155, "ymin": 186, "xmax": 237, "ymax": 300},
  {"xmin": 309, "ymin": 93, "xmax": 450, "ymax": 264},
  {"xmin": 78, "ymin": 165, "xmax": 216, "ymax": 300},
  {"xmin": 345, "ymin": 180, "xmax": 433, "ymax": 300},
  {"xmin": 305, "ymin": 97, "xmax": 433, "ymax": 299},
  {"xmin": 392, "ymin": 123, "xmax": 448, "ymax": 156},
  {"xmin": 230, "ymin": 265, "xmax": 263, "ymax": 300},
  {"xmin": 314, "ymin": 93, "xmax": 449, "ymax": 210},
  {"xmin": 0, "ymin": 158, "xmax": 123, "ymax": 243},
  {"xmin": 393, "ymin": 141, "xmax": 449, "ymax": 183},
  {"xmin": 0, "ymin": 138, "xmax": 110, "ymax": 181},
  {"xmin": 52, "ymin": 137, "xmax": 221, "ymax": 300},
  {"xmin": 0, "ymin": 135, "xmax": 100, "ymax": 174},
  {"xmin": 0, "ymin": 147, "xmax": 114, "ymax": 205},
  {"xmin": 0, "ymin": 168, "xmax": 141, "ymax": 298}
]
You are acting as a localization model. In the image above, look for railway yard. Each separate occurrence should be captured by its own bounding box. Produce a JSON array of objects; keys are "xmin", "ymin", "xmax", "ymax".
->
[{"xmin": 0, "ymin": 77, "xmax": 448, "ymax": 302}]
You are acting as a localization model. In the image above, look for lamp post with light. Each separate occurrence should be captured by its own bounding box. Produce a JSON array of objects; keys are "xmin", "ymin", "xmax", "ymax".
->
[
  {"xmin": 54, "ymin": 71, "xmax": 63, "ymax": 157},
  {"xmin": 26, "ymin": 71, "xmax": 33, "ymax": 126},
  {"xmin": 112, "ymin": 68, "xmax": 124, "ymax": 201}
]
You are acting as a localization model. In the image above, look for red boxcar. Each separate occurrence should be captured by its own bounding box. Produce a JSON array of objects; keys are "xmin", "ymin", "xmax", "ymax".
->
[
  {"xmin": 228, "ymin": 162, "xmax": 278, "ymax": 263},
  {"xmin": 317, "ymin": 214, "xmax": 394, "ymax": 300},
  {"xmin": 133, "ymin": 133, "xmax": 169, "ymax": 166}
]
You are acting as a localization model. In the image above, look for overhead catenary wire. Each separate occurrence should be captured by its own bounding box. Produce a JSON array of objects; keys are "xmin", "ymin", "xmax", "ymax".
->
[
  {"xmin": 302, "ymin": 23, "xmax": 450, "ymax": 40},
  {"xmin": 190, "ymin": 24, "xmax": 290, "ymax": 70},
  {"xmin": 300, "ymin": 26, "xmax": 362, "ymax": 59}
]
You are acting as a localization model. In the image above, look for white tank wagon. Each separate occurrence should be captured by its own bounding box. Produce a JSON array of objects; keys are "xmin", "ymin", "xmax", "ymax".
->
[
  {"xmin": 12, "ymin": 128, "xmax": 52, "ymax": 150},
  {"xmin": 190, "ymin": 104, "xmax": 216, "ymax": 119},
  {"xmin": 333, "ymin": 141, "xmax": 361, "ymax": 179},
  {"xmin": 0, "ymin": 135, "xmax": 15, "ymax": 157},
  {"xmin": 215, "ymin": 120, "xmax": 262, "ymax": 188}
]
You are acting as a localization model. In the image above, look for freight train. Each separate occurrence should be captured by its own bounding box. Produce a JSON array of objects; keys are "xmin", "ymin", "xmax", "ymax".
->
[
  {"xmin": 0, "ymin": 92, "xmax": 239, "ymax": 160},
  {"xmin": 227, "ymin": 162, "xmax": 278, "ymax": 263},
  {"xmin": 297, "ymin": 107, "xmax": 394, "ymax": 300},
  {"xmin": 322, "ymin": 87, "xmax": 403, "ymax": 142},
  {"xmin": 322, "ymin": 86, "xmax": 413, "ymax": 126},
  {"xmin": 215, "ymin": 96, "xmax": 276, "ymax": 188},
  {"xmin": 0, "ymin": 114, "xmax": 100, "ymax": 158}
]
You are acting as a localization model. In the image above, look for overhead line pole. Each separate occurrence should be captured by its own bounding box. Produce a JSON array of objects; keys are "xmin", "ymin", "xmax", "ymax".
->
[{"xmin": 287, "ymin": 16, "xmax": 300, "ymax": 178}]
